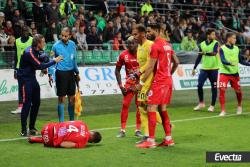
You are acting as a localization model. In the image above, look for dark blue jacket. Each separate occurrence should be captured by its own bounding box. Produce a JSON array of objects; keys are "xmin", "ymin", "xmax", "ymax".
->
[{"xmin": 18, "ymin": 46, "xmax": 56, "ymax": 79}]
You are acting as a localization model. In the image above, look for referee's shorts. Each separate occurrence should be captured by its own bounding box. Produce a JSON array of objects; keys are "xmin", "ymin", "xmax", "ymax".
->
[{"xmin": 55, "ymin": 70, "xmax": 76, "ymax": 96}]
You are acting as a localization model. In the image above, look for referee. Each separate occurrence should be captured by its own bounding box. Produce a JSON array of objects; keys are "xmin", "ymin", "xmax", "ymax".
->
[
  {"xmin": 18, "ymin": 34, "xmax": 62, "ymax": 136},
  {"xmin": 49, "ymin": 27, "xmax": 80, "ymax": 122}
]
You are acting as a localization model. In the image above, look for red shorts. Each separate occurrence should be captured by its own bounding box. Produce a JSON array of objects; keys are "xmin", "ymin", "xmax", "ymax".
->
[
  {"xmin": 124, "ymin": 78, "xmax": 138, "ymax": 92},
  {"xmin": 219, "ymin": 74, "xmax": 241, "ymax": 90},
  {"xmin": 147, "ymin": 78, "xmax": 173, "ymax": 105}
]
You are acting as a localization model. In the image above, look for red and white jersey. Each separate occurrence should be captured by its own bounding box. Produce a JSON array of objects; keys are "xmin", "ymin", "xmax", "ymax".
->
[
  {"xmin": 116, "ymin": 50, "xmax": 139, "ymax": 79},
  {"xmin": 150, "ymin": 37, "xmax": 175, "ymax": 84},
  {"xmin": 41, "ymin": 121, "xmax": 90, "ymax": 148}
]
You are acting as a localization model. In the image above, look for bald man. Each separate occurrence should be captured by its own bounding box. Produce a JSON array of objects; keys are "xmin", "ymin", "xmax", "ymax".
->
[
  {"xmin": 49, "ymin": 27, "xmax": 80, "ymax": 122},
  {"xmin": 115, "ymin": 36, "xmax": 142, "ymax": 138}
]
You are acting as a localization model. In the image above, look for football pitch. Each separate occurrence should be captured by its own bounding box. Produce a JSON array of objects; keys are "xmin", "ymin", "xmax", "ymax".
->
[{"xmin": 0, "ymin": 88, "xmax": 250, "ymax": 167}]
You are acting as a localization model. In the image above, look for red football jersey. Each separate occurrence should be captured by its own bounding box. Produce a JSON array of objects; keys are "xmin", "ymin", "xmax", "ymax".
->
[
  {"xmin": 116, "ymin": 50, "xmax": 139, "ymax": 79},
  {"xmin": 150, "ymin": 37, "xmax": 175, "ymax": 84},
  {"xmin": 41, "ymin": 121, "xmax": 90, "ymax": 148}
]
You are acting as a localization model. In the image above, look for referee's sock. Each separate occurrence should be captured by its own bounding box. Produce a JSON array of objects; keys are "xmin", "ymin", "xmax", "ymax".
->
[
  {"xmin": 58, "ymin": 104, "xmax": 64, "ymax": 122},
  {"xmin": 68, "ymin": 103, "xmax": 74, "ymax": 121}
]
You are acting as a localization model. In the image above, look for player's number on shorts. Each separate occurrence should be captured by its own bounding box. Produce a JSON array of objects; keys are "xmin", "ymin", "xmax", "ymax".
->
[
  {"xmin": 67, "ymin": 125, "xmax": 79, "ymax": 133},
  {"xmin": 219, "ymin": 82, "xmax": 226, "ymax": 88}
]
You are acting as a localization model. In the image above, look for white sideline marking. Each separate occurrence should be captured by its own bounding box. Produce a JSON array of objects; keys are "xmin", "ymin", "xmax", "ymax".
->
[{"xmin": 0, "ymin": 112, "xmax": 249, "ymax": 142}]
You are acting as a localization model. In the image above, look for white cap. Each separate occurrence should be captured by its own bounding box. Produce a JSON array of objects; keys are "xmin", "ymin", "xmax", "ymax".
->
[{"xmin": 0, "ymin": 12, "xmax": 5, "ymax": 17}]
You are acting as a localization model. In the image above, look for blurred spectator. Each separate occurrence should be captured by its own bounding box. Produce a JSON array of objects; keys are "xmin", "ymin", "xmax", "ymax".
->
[
  {"xmin": 0, "ymin": 12, "xmax": 5, "ymax": 27},
  {"xmin": 32, "ymin": 0, "xmax": 47, "ymax": 34},
  {"xmin": 46, "ymin": 0, "xmax": 60, "ymax": 24},
  {"xmin": 1, "ymin": 0, "xmax": 250, "ymax": 54},
  {"xmin": 86, "ymin": 10, "xmax": 95, "ymax": 22},
  {"xmin": 160, "ymin": 24, "xmax": 170, "ymax": 42},
  {"xmin": 87, "ymin": 19, "xmax": 97, "ymax": 34},
  {"xmin": 12, "ymin": 9, "xmax": 24, "ymax": 29},
  {"xmin": 46, "ymin": 21, "xmax": 58, "ymax": 42},
  {"xmin": 114, "ymin": 16, "xmax": 122, "ymax": 32},
  {"xmin": 171, "ymin": 24, "xmax": 184, "ymax": 43},
  {"xmin": 141, "ymin": 0, "xmax": 153, "ymax": 16},
  {"xmin": 243, "ymin": 49, "xmax": 250, "ymax": 62},
  {"xmin": 86, "ymin": 26, "xmax": 102, "ymax": 50},
  {"xmin": 17, "ymin": 0, "xmax": 27, "ymax": 19},
  {"xmin": 73, "ymin": 19, "xmax": 81, "ymax": 32},
  {"xmin": 0, "ymin": 26, "xmax": 9, "ymax": 51},
  {"xmin": 4, "ymin": 35, "xmax": 15, "ymax": 51},
  {"xmin": 78, "ymin": 6, "xmax": 85, "ymax": 16},
  {"xmin": 243, "ymin": 26, "xmax": 250, "ymax": 43},
  {"xmin": 120, "ymin": 21, "xmax": 130, "ymax": 40},
  {"xmin": 59, "ymin": 0, "xmax": 76, "ymax": 18},
  {"xmin": 76, "ymin": 26, "xmax": 88, "ymax": 50},
  {"xmin": 57, "ymin": 18, "xmax": 68, "ymax": 36},
  {"xmin": 98, "ymin": 0, "xmax": 110, "ymax": 16},
  {"xmin": 13, "ymin": 19, "xmax": 25, "ymax": 38},
  {"xmin": 215, "ymin": 16, "xmax": 224, "ymax": 29},
  {"xmin": 117, "ymin": 2, "xmax": 126, "ymax": 16},
  {"xmin": 28, "ymin": 21, "xmax": 36, "ymax": 35},
  {"xmin": 230, "ymin": 13, "xmax": 242, "ymax": 32},
  {"xmin": 113, "ymin": 31, "xmax": 126, "ymax": 50},
  {"xmin": 103, "ymin": 20, "xmax": 117, "ymax": 42},
  {"xmin": 79, "ymin": 14, "xmax": 87, "ymax": 28},
  {"xmin": 70, "ymin": 27, "xmax": 78, "ymax": 44},
  {"xmin": 4, "ymin": 0, "xmax": 15, "ymax": 22},
  {"xmin": 180, "ymin": 29, "xmax": 198, "ymax": 51},
  {"xmin": 4, "ymin": 21, "xmax": 14, "ymax": 36},
  {"xmin": 32, "ymin": 28, "xmax": 38, "ymax": 37},
  {"xmin": 67, "ymin": 11, "xmax": 78, "ymax": 27},
  {"xmin": 94, "ymin": 11, "xmax": 106, "ymax": 34}
]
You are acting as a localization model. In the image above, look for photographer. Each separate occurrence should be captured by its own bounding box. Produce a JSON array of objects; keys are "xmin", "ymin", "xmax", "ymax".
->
[{"xmin": 18, "ymin": 34, "xmax": 62, "ymax": 136}]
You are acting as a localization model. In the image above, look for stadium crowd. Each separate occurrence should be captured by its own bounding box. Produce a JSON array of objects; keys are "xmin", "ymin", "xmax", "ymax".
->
[{"xmin": 0, "ymin": 0, "xmax": 250, "ymax": 57}]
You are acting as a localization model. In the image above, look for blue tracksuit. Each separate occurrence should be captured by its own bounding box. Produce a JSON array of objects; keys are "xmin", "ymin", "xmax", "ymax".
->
[
  {"xmin": 18, "ymin": 46, "xmax": 56, "ymax": 131},
  {"xmin": 193, "ymin": 40, "xmax": 219, "ymax": 106}
]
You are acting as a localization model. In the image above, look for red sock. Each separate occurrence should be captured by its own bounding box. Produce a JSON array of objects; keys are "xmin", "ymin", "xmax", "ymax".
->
[
  {"xmin": 160, "ymin": 110, "xmax": 171, "ymax": 136},
  {"xmin": 18, "ymin": 103, "xmax": 23, "ymax": 108},
  {"xmin": 121, "ymin": 93, "xmax": 133, "ymax": 130},
  {"xmin": 135, "ymin": 106, "xmax": 141, "ymax": 130},
  {"xmin": 29, "ymin": 137, "xmax": 43, "ymax": 143},
  {"xmin": 148, "ymin": 112, "xmax": 156, "ymax": 139},
  {"xmin": 236, "ymin": 91, "xmax": 242, "ymax": 106},
  {"xmin": 219, "ymin": 88, "xmax": 226, "ymax": 111}
]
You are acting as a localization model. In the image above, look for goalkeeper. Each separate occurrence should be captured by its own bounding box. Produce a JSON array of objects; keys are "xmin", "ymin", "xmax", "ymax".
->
[{"xmin": 132, "ymin": 24, "xmax": 162, "ymax": 144}]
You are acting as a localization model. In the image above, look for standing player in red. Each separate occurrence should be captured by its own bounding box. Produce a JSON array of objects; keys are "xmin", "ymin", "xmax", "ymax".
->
[
  {"xmin": 28, "ymin": 120, "xmax": 102, "ymax": 148},
  {"xmin": 136, "ymin": 24, "xmax": 179, "ymax": 148},
  {"xmin": 218, "ymin": 32, "xmax": 250, "ymax": 116},
  {"xmin": 115, "ymin": 36, "xmax": 141, "ymax": 137}
]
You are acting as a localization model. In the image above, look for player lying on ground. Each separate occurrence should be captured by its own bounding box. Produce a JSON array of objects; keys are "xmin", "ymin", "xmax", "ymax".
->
[{"xmin": 28, "ymin": 121, "xmax": 101, "ymax": 148}]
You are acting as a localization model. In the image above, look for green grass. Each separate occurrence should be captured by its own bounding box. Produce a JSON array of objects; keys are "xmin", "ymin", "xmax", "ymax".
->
[{"xmin": 1, "ymin": 88, "xmax": 250, "ymax": 167}]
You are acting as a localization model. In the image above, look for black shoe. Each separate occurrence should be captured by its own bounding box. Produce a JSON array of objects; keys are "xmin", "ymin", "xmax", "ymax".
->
[
  {"xmin": 20, "ymin": 130, "xmax": 27, "ymax": 137},
  {"xmin": 134, "ymin": 130, "xmax": 143, "ymax": 137},
  {"xmin": 29, "ymin": 128, "xmax": 39, "ymax": 136},
  {"xmin": 135, "ymin": 136, "xmax": 148, "ymax": 144}
]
